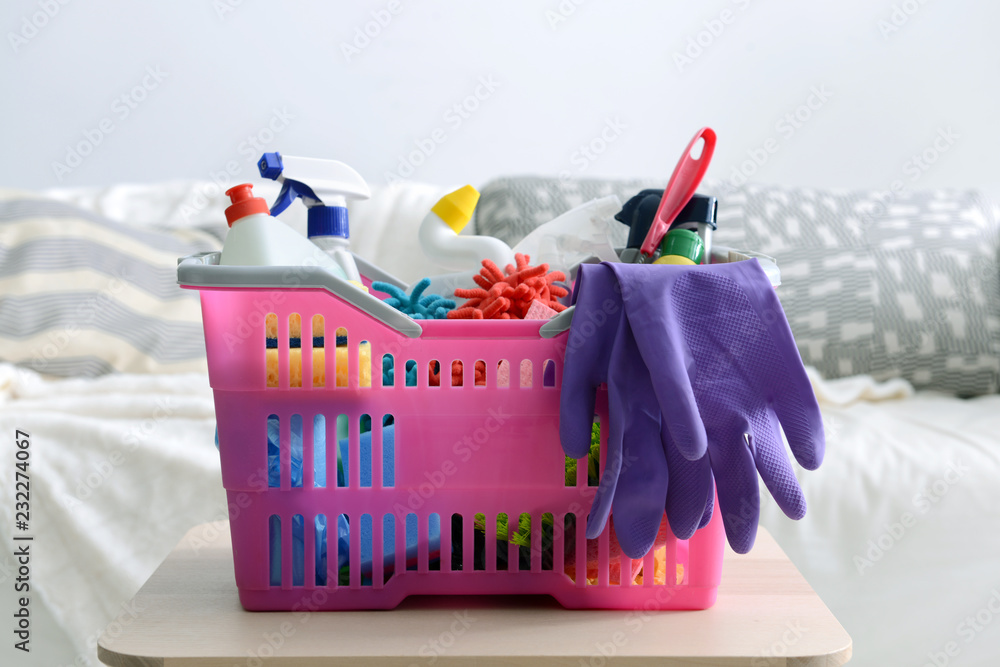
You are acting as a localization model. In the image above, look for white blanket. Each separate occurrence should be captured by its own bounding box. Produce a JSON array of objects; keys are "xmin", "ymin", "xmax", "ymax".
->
[
  {"xmin": 762, "ymin": 372, "xmax": 1000, "ymax": 666},
  {"xmin": 0, "ymin": 364, "xmax": 222, "ymax": 666}
]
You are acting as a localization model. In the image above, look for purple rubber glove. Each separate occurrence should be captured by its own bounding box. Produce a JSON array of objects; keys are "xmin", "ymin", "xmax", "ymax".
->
[
  {"xmin": 607, "ymin": 311, "xmax": 716, "ymax": 553},
  {"xmin": 608, "ymin": 259, "xmax": 825, "ymax": 553},
  {"xmin": 560, "ymin": 263, "xmax": 714, "ymax": 558}
]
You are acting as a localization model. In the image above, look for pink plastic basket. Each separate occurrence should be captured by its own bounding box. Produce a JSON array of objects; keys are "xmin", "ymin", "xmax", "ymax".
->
[{"xmin": 180, "ymin": 254, "xmax": 725, "ymax": 611}]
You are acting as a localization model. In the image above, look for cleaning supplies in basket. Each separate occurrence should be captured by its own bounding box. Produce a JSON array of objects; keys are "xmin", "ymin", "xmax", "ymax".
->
[
  {"xmin": 218, "ymin": 183, "xmax": 347, "ymax": 278},
  {"xmin": 652, "ymin": 228, "xmax": 704, "ymax": 265},
  {"xmin": 372, "ymin": 278, "xmax": 455, "ymax": 320},
  {"xmin": 447, "ymin": 253, "xmax": 568, "ymax": 320},
  {"xmin": 420, "ymin": 185, "xmax": 515, "ymax": 271},
  {"xmin": 420, "ymin": 186, "xmax": 517, "ymax": 297},
  {"xmin": 616, "ymin": 192, "xmax": 717, "ymax": 265},
  {"xmin": 258, "ymin": 152, "xmax": 371, "ymax": 283}
]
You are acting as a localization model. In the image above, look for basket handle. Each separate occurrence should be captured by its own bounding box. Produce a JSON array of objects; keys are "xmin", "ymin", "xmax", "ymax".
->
[{"xmin": 177, "ymin": 252, "xmax": 423, "ymax": 339}]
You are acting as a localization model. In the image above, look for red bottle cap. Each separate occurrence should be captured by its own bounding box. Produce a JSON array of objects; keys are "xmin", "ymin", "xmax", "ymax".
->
[{"xmin": 225, "ymin": 183, "xmax": 270, "ymax": 227}]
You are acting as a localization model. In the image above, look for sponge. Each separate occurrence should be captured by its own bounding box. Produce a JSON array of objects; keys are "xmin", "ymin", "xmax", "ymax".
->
[{"xmin": 265, "ymin": 344, "xmax": 372, "ymax": 388}]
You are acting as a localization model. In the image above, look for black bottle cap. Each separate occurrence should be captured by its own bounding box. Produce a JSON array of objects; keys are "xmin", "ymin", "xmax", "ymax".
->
[{"xmin": 616, "ymin": 190, "xmax": 718, "ymax": 249}]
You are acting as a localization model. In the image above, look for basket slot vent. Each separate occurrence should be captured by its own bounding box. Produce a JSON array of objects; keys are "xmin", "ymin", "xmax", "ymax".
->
[
  {"xmin": 590, "ymin": 417, "xmax": 603, "ymax": 487},
  {"xmin": 336, "ymin": 513, "xmax": 349, "ymax": 587},
  {"xmin": 267, "ymin": 415, "xmax": 280, "ymax": 488},
  {"xmin": 315, "ymin": 514, "xmax": 327, "ymax": 586},
  {"xmin": 358, "ymin": 340, "xmax": 370, "ymax": 389},
  {"xmin": 382, "ymin": 354, "xmax": 394, "ymax": 386},
  {"xmin": 359, "ymin": 514, "xmax": 373, "ymax": 586},
  {"xmin": 288, "ymin": 314, "xmax": 302, "ymax": 387},
  {"xmin": 268, "ymin": 514, "xmax": 281, "ymax": 586},
  {"xmin": 516, "ymin": 513, "xmax": 531, "ymax": 571},
  {"xmin": 424, "ymin": 513, "xmax": 441, "ymax": 573},
  {"xmin": 313, "ymin": 414, "xmax": 326, "ymax": 488},
  {"xmin": 497, "ymin": 359, "xmax": 509, "ymax": 388},
  {"xmin": 382, "ymin": 413, "xmax": 395, "ymax": 487},
  {"xmin": 520, "ymin": 360, "xmax": 533, "ymax": 388},
  {"xmin": 359, "ymin": 414, "xmax": 372, "ymax": 488},
  {"xmin": 540, "ymin": 512, "xmax": 553, "ymax": 572},
  {"xmin": 450, "ymin": 513, "xmax": 464, "ymax": 571},
  {"xmin": 336, "ymin": 414, "xmax": 348, "ymax": 487},
  {"xmin": 405, "ymin": 514, "xmax": 418, "ymax": 572},
  {"xmin": 543, "ymin": 359, "xmax": 557, "ymax": 387},
  {"xmin": 292, "ymin": 513, "xmax": 305, "ymax": 586},
  {"xmin": 311, "ymin": 315, "xmax": 324, "ymax": 387},
  {"xmin": 290, "ymin": 415, "xmax": 303, "ymax": 488},
  {"xmin": 373, "ymin": 514, "xmax": 389, "ymax": 587}
]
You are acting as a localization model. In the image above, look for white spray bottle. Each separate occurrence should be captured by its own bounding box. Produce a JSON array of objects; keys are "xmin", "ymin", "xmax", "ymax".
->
[
  {"xmin": 258, "ymin": 152, "xmax": 370, "ymax": 283},
  {"xmin": 218, "ymin": 183, "xmax": 347, "ymax": 277}
]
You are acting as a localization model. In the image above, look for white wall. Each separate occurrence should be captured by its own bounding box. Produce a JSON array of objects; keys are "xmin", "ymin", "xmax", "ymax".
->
[{"xmin": 3, "ymin": 0, "xmax": 998, "ymax": 192}]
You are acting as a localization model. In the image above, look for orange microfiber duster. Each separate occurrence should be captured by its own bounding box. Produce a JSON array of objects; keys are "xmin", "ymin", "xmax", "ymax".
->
[
  {"xmin": 428, "ymin": 360, "xmax": 487, "ymax": 387},
  {"xmin": 447, "ymin": 253, "xmax": 569, "ymax": 320}
]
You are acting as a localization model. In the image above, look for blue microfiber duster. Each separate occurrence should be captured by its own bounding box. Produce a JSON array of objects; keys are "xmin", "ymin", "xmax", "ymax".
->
[
  {"xmin": 382, "ymin": 354, "xmax": 419, "ymax": 387},
  {"xmin": 373, "ymin": 278, "xmax": 455, "ymax": 320}
]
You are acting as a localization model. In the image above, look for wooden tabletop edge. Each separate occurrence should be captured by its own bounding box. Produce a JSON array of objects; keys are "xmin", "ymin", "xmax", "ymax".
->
[{"xmin": 97, "ymin": 643, "xmax": 165, "ymax": 667}]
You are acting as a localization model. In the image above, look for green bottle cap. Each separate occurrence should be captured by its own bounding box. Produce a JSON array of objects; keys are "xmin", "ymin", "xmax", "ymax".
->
[{"xmin": 658, "ymin": 228, "xmax": 704, "ymax": 264}]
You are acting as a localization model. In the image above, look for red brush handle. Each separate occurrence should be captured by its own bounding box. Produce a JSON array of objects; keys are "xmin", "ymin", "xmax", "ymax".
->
[{"xmin": 640, "ymin": 127, "xmax": 717, "ymax": 257}]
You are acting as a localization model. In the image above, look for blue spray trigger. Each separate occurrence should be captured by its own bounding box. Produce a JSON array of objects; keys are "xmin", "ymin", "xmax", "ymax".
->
[
  {"xmin": 268, "ymin": 179, "xmax": 322, "ymax": 217},
  {"xmin": 258, "ymin": 152, "xmax": 284, "ymax": 180}
]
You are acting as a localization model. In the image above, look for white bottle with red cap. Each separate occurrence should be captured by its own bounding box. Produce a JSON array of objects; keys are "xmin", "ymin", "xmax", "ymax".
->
[{"xmin": 218, "ymin": 183, "xmax": 347, "ymax": 279}]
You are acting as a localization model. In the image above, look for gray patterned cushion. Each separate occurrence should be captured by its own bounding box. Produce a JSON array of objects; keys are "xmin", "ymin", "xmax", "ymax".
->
[{"xmin": 473, "ymin": 176, "xmax": 1000, "ymax": 396}]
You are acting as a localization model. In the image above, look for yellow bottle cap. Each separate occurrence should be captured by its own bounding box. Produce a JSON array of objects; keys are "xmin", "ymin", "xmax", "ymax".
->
[
  {"xmin": 431, "ymin": 185, "xmax": 480, "ymax": 234},
  {"xmin": 653, "ymin": 255, "xmax": 697, "ymax": 265}
]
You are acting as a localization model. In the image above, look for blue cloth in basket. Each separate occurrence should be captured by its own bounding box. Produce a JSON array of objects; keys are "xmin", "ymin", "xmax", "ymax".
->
[{"xmin": 252, "ymin": 420, "xmax": 439, "ymax": 585}]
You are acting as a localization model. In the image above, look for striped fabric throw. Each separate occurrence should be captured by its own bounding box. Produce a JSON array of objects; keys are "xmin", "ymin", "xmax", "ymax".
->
[{"xmin": 0, "ymin": 196, "xmax": 222, "ymax": 376}]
